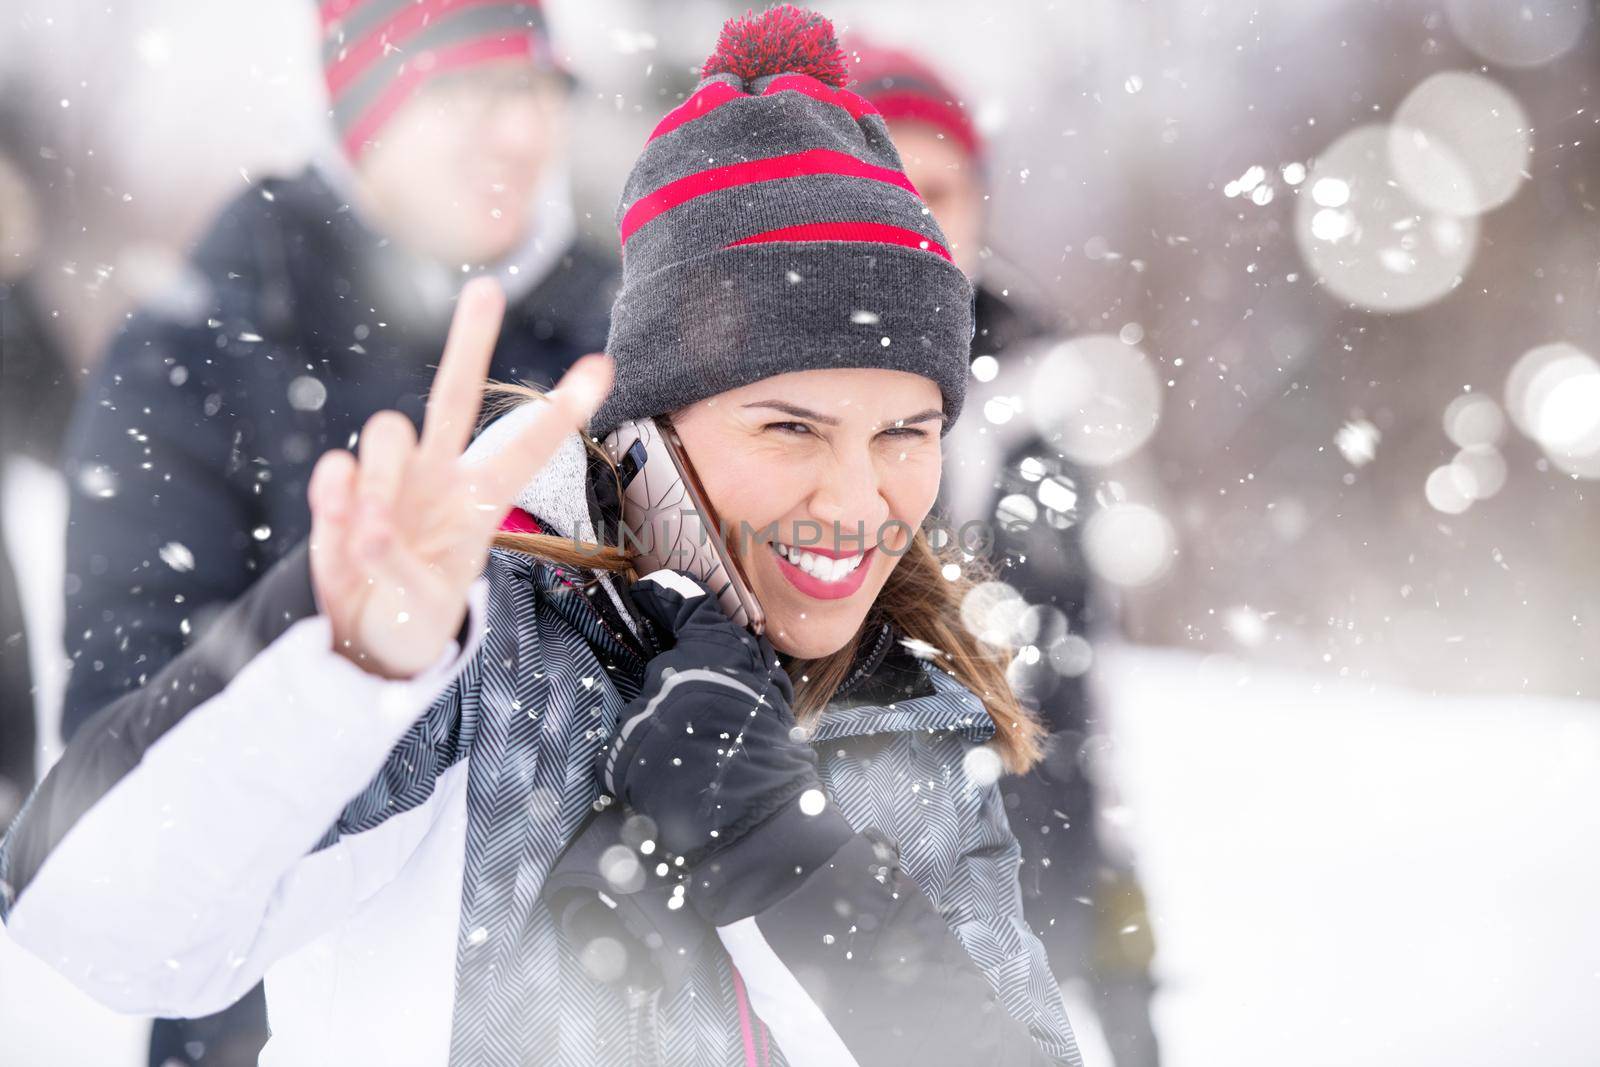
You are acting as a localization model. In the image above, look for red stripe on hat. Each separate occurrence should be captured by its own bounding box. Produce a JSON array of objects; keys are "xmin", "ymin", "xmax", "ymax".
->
[
  {"xmin": 725, "ymin": 220, "xmax": 952, "ymax": 261},
  {"xmin": 647, "ymin": 74, "xmax": 879, "ymax": 144},
  {"xmin": 647, "ymin": 80, "xmax": 746, "ymax": 143},
  {"xmin": 866, "ymin": 90, "xmax": 982, "ymax": 160},
  {"xmin": 761, "ymin": 74, "xmax": 879, "ymax": 121},
  {"xmin": 320, "ymin": 0, "xmax": 360, "ymax": 24},
  {"xmin": 325, "ymin": 0, "xmax": 518, "ymax": 99},
  {"xmin": 341, "ymin": 31, "xmax": 534, "ymax": 157},
  {"xmin": 620, "ymin": 149, "xmax": 918, "ymax": 245}
]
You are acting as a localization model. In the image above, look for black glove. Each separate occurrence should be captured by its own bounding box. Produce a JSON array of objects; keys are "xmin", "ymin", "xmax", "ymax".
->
[{"xmin": 600, "ymin": 569, "xmax": 854, "ymax": 923}]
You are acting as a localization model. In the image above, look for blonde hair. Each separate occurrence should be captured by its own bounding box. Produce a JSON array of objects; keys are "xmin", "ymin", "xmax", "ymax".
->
[{"xmin": 485, "ymin": 384, "xmax": 1045, "ymax": 774}]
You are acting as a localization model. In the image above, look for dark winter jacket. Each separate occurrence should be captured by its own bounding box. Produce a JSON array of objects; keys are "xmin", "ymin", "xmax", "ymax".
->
[
  {"xmin": 0, "ymin": 427, "xmax": 1083, "ymax": 1067},
  {"xmin": 58, "ymin": 165, "xmax": 615, "ymax": 743},
  {"xmin": 0, "ymin": 276, "xmax": 75, "ymax": 821}
]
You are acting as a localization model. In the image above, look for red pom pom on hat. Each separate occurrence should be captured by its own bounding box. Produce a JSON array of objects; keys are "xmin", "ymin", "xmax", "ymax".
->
[{"xmin": 702, "ymin": 4, "xmax": 849, "ymax": 88}]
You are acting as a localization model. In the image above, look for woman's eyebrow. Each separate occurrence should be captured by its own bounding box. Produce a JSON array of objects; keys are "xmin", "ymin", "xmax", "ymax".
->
[
  {"xmin": 878, "ymin": 409, "xmax": 946, "ymax": 429},
  {"xmin": 742, "ymin": 400, "xmax": 841, "ymax": 426},
  {"xmin": 741, "ymin": 402, "xmax": 946, "ymax": 429}
]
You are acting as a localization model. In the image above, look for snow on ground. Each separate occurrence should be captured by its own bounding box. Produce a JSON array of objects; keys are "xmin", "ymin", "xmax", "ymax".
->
[
  {"xmin": 1094, "ymin": 644, "xmax": 1600, "ymax": 1067},
  {"xmin": 3, "ymin": 466, "xmax": 1596, "ymax": 1063}
]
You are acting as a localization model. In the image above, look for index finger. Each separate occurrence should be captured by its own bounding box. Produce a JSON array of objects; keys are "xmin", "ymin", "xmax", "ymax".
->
[
  {"xmin": 420, "ymin": 276, "xmax": 507, "ymax": 463},
  {"xmin": 471, "ymin": 353, "xmax": 615, "ymax": 514}
]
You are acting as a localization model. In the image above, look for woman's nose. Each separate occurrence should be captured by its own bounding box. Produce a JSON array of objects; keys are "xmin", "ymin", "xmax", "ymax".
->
[{"xmin": 808, "ymin": 449, "xmax": 889, "ymax": 540}]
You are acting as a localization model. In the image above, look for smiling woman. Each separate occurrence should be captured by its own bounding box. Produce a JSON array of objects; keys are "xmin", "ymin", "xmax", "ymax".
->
[
  {"xmin": 0, "ymin": 7, "xmax": 1080, "ymax": 1066},
  {"xmin": 672, "ymin": 369, "xmax": 945, "ymax": 656},
  {"xmin": 487, "ymin": 364, "xmax": 1044, "ymax": 770}
]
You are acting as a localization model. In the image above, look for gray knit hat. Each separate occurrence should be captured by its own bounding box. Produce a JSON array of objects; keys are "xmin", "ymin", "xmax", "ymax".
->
[
  {"xmin": 318, "ymin": 0, "xmax": 569, "ymax": 160},
  {"xmin": 590, "ymin": 4, "xmax": 973, "ymax": 438}
]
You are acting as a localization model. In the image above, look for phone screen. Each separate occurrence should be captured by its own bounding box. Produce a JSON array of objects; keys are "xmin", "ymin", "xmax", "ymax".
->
[{"xmin": 600, "ymin": 419, "xmax": 766, "ymax": 634}]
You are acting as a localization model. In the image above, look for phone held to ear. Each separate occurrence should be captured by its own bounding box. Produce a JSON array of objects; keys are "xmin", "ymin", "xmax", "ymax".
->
[{"xmin": 599, "ymin": 418, "xmax": 766, "ymax": 635}]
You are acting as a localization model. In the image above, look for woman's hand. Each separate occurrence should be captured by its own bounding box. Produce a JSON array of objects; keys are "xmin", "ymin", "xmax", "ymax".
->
[
  {"xmin": 602, "ymin": 570, "xmax": 818, "ymax": 858},
  {"xmin": 600, "ymin": 568, "xmax": 857, "ymax": 925},
  {"xmin": 306, "ymin": 277, "xmax": 612, "ymax": 678}
]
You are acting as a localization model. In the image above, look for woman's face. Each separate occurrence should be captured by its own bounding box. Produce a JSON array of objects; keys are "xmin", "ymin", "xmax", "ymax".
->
[{"xmin": 671, "ymin": 368, "xmax": 945, "ymax": 660}]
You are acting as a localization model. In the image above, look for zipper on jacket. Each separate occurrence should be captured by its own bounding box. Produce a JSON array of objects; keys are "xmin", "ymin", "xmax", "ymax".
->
[
  {"xmin": 625, "ymin": 985, "xmax": 662, "ymax": 1067},
  {"xmin": 835, "ymin": 620, "xmax": 895, "ymax": 697}
]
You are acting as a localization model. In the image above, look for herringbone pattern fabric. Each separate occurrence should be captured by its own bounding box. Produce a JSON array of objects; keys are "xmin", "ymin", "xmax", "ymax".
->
[{"xmin": 815, "ymin": 668, "xmax": 1085, "ymax": 1067}]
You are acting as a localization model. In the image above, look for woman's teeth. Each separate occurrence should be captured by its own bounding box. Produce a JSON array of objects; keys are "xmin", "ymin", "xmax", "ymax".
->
[{"xmin": 770, "ymin": 541, "xmax": 866, "ymax": 583}]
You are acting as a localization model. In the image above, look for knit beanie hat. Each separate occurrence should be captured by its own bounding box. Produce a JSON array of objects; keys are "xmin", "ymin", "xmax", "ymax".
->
[
  {"xmin": 318, "ymin": 0, "xmax": 568, "ymax": 159},
  {"xmin": 848, "ymin": 38, "xmax": 986, "ymax": 169},
  {"xmin": 590, "ymin": 4, "xmax": 973, "ymax": 439}
]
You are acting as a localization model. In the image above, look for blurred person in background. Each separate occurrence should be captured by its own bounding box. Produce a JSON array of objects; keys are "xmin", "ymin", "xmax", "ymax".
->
[
  {"xmin": 55, "ymin": 2, "xmax": 611, "ymax": 1064},
  {"xmin": 0, "ymin": 137, "xmax": 76, "ymax": 829},
  {"xmin": 850, "ymin": 39, "xmax": 1163, "ymax": 1067}
]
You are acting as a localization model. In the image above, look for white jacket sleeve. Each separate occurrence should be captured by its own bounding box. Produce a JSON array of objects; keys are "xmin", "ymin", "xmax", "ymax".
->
[{"xmin": 0, "ymin": 546, "xmax": 485, "ymax": 1017}]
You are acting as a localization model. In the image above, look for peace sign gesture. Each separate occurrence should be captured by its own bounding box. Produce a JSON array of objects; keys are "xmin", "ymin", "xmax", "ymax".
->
[{"xmin": 307, "ymin": 277, "xmax": 613, "ymax": 678}]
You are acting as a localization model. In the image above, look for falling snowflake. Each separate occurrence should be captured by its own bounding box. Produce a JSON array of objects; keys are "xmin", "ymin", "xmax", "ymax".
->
[
  {"xmin": 159, "ymin": 542, "xmax": 195, "ymax": 572},
  {"xmin": 1335, "ymin": 419, "xmax": 1381, "ymax": 467},
  {"xmin": 898, "ymin": 636, "xmax": 945, "ymax": 661}
]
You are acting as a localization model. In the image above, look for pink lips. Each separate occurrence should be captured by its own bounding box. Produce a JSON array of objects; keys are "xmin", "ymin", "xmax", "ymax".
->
[{"xmin": 771, "ymin": 544, "xmax": 875, "ymax": 601}]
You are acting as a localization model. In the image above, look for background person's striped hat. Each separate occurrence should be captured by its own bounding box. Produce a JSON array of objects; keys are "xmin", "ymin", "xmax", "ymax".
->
[
  {"xmin": 318, "ymin": 0, "xmax": 566, "ymax": 159},
  {"xmin": 591, "ymin": 4, "xmax": 973, "ymax": 439},
  {"xmin": 848, "ymin": 37, "xmax": 986, "ymax": 169}
]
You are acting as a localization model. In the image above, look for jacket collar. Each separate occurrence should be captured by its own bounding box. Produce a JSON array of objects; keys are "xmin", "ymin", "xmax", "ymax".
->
[
  {"xmin": 802, "ymin": 657, "xmax": 997, "ymax": 744},
  {"xmin": 465, "ymin": 423, "xmax": 598, "ymax": 543}
]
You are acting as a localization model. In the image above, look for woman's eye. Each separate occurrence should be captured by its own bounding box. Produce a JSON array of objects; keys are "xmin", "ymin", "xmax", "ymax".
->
[{"xmin": 767, "ymin": 421, "xmax": 813, "ymax": 436}]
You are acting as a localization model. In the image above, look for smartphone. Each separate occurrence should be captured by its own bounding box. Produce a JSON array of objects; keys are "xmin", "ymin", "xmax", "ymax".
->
[{"xmin": 599, "ymin": 418, "xmax": 766, "ymax": 634}]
